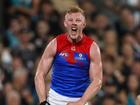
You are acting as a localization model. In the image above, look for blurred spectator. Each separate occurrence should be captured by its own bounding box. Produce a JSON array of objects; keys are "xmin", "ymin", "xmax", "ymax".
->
[
  {"xmin": 117, "ymin": 90, "xmax": 128, "ymax": 105},
  {"xmin": 12, "ymin": 68, "xmax": 28, "ymax": 92},
  {"xmin": 0, "ymin": 48, "xmax": 13, "ymax": 82},
  {"xmin": 133, "ymin": 26, "xmax": 140, "ymax": 59},
  {"xmin": 33, "ymin": 19, "xmax": 50, "ymax": 55},
  {"xmin": 8, "ymin": 0, "xmax": 40, "ymax": 18},
  {"xmin": 39, "ymin": 0, "xmax": 62, "ymax": 34},
  {"xmin": 127, "ymin": 74, "xmax": 140, "ymax": 105},
  {"xmin": 102, "ymin": 96, "xmax": 116, "ymax": 105},
  {"xmin": 11, "ymin": 29, "xmax": 36, "ymax": 70},
  {"xmin": 115, "ymin": 6, "xmax": 136, "ymax": 37},
  {"xmin": 6, "ymin": 90, "xmax": 21, "ymax": 105},
  {"xmin": 131, "ymin": 59, "xmax": 140, "ymax": 77},
  {"xmin": 11, "ymin": 55, "xmax": 24, "ymax": 72},
  {"xmin": 102, "ymin": 28, "xmax": 118, "ymax": 56},
  {"xmin": 122, "ymin": 32, "xmax": 135, "ymax": 45},
  {"xmin": 94, "ymin": 14, "xmax": 110, "ymax": 33},
  {"xmin": 3, "ymin": 82, "xmax": 14, "ymax": 97},
  {"xmin": 100, "ymin": 0, "xmax": 119, "ymax": 24},
  {"xmin": 104, "ymin": 81, "xmax": 117, "ymax": 97},
  {"xmin": 103, "ymin": 28, "xmax": 118, "ymax": 46},
  {"xmin": 21, "ymin": 88, "xmax": 34, "ymax": 105},
  {"xmin": 120, "ymin": 43, "xmax": 134, "ymax": 77},
  {"xmin": 18, "ymin": 14, "xmax": 31, "ymax": 30},
  {"xmin": 79, "ymin": 0, "xmax": 97, "ymax": 29},
  {"xmin": 103, "ymin": 45, "xmax": 118, "ymax": 58},
  {"xmin": 4, "ymin": 18, "xmax": 21, "ymax": 48}
]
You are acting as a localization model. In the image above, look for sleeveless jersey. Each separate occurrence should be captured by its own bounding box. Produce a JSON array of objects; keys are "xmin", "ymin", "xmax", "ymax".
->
[{"xmin": 50, "ymin": 33, "xmax": 93, "ymax": 97}]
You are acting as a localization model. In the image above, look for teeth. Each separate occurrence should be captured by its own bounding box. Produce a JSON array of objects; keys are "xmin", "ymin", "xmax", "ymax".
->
[
  {"xmin": 72, "ymin": 27, "xmax": 76, "ymax": 29},
  {"xmin": 71, "ymin": 27, "xmax": 77, "ymax": 31}
]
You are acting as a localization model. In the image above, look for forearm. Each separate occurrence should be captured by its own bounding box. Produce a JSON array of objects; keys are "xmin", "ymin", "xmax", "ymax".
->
[
  {"xmin": 80, "ymin": 80, "xmax": 102, "ymax": 104},
  {"xmin": 34, "ymin": 38, "xmax": 56, "ymax": 103},
  {"xmin": 35, "ymin": 74, "xmax": 47, "ymax": 102}
]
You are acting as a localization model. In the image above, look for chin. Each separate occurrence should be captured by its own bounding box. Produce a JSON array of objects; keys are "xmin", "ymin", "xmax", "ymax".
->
[{"xmin": 70, "ymin": 35, "xmax": 78, "ymax": 40}]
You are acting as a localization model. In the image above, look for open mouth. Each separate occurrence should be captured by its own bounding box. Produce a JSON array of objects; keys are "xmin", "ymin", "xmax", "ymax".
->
[{"xmin": 71, "ymin": 27, "xmax": 78, "ymax": 32}]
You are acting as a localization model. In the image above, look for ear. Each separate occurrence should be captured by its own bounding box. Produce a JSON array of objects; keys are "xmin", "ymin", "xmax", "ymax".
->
[
  {"xmin": 64, "ymin": 20, "xmax": 67, "ymax": 27},
  {"xmin": 83, "ymin": 22, "xmax": 86, "ymax": 28}
]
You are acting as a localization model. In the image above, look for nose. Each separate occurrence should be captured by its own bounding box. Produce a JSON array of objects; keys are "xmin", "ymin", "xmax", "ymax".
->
[
  {"xmin": 72, "ymin": 20, "xmax": 78, "ymax": 26},
  {"xmin": 72, "ymin": 23, "xmax": 77, "ymax": 26},
  {"xmin": 71, "ymin": 19, "xmax": 77, "ymax": 25}
]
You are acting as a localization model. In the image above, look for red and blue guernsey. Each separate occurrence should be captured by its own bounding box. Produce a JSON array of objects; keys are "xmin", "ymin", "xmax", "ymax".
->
[{"xmin": 51, "ymin": 33, "xmax": 93, "ymax": 97}]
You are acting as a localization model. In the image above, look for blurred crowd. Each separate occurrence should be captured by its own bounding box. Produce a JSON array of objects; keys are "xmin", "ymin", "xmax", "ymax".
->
[{"xmin": 0, "ymin": 0, "xmax": 140, "ymax": 105}]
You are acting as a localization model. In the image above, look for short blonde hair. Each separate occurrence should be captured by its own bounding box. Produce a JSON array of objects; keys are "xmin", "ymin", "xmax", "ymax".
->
[{"xmin": 65, "ymin": 6, "xmax": 85, "ymax": 17}]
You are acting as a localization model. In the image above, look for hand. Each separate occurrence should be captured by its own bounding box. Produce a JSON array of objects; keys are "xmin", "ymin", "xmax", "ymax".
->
[
  {"xmin": 40, "ymin": 100, "xmax": 48, "ymax": 105},
  {"xmin": 67, "ymin": 100, "xmax": 85, "ymax": 105}
]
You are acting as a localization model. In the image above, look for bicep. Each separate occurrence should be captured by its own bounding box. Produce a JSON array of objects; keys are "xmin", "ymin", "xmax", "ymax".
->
[
  {"xmin": 36, "ymin": 39, "xmax": 57, "ymax": 76},
  {"xmin": 89, "ymin": 42, "xmax": 102, "ymax": 82}
]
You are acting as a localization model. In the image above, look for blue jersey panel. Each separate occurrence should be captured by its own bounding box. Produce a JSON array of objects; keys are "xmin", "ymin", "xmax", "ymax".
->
[{"xmin": 50, "ymin": 52, "xmax": 91, "ymax": 97}]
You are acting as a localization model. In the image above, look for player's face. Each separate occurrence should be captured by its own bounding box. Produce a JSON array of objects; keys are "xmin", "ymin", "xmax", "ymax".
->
[{"xmin": 64, "ymin": 12, "xmax": 86, "ymax": 40}]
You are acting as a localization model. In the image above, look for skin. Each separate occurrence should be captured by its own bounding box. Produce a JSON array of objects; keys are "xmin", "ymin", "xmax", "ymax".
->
[
  {"xmin": 136, "ymin": 95, "xmax": 140, "ymax": 105},
  {"xmin": 34, "ymin": 12, "xmax": 102, "ymax": 105},
  {"xmin": 64, "ymin": 12, "xmax": 86, "ymax": 43}
]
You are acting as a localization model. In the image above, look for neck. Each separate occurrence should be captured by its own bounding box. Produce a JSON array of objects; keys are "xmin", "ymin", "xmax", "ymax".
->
[{"xmin": 67, "ymin": 34, "xmax": 83, "ymax": 44}]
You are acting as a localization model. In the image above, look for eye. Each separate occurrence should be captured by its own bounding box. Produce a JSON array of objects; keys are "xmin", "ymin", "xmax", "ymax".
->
[
  {"xmin": 76, "ymin": 19, "xmax": 81, "ymax": 22},
  {"xmin": 68, "ymin": 19, "xmax": 73, "ymax": 22}
]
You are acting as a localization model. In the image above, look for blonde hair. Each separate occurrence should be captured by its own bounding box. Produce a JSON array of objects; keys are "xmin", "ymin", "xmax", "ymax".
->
[{"xmin": 65, "ymin": 6, "xmax": 85, "ymax": 17}]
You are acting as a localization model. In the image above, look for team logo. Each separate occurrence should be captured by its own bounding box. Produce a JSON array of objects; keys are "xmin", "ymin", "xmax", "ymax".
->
[
  {"xmin": 79, "ymin": 53, "xmax": 82, "ymax": 57},
  {"xmin": 71, "ymin": 46, "xmax": 76, "ymax": 51},
  {"xmin": 59, "ymin": 53, "xmax": 68, "ymax": 57},
  {"xmin": 75, "ymin": 53, "xmax": 86, "ymax": 61}
]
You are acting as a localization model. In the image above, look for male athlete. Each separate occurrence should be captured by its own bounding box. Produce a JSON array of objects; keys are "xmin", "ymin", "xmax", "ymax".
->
[{"xmin": 35, "ymin": 6, "xmax": 102, "ymax": 105}]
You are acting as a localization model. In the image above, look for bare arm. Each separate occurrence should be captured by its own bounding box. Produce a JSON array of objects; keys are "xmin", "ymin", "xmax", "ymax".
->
[
  {"xmin": 34, "ymin": 38, "xmax": 57, "ymax": 103},
  {"xmin": 80, "ymin": 42, "xmax": 102, "ymax": 104},
  {"xmin": 68, "ymin": 42, "xmax": 102, "ymax": 105}
]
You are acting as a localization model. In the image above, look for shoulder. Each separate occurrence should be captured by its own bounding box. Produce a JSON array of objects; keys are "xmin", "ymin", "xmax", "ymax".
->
[
  {"xmin": 48, "ymin": 33, "xmax": 66, "ymax": 46},
  {"xmin": 48, "ymin": 38, "xmax": 57, "ymax": 47},
  {"xmin": 90, "ymin": 41, "xmax": 101, "ymax": 60},
  {"xmin": 90, "ymin": 41, "xmax": 100, "ymax": 53},
  {"xmin": 44, "ymin": 37, "xmax": 57, "ymax": 56},
  {"xmin": 56, "ymin": 33, "xmax": 67, "ymax": 41}
]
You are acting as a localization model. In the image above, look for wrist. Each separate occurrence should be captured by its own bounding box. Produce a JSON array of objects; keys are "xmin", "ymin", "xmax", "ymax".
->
[
  {"xmin": 40, "ymin": 100, "xmax": 50, "ymax": 105},
  {"xmin": 79, "ymin": 98, "xmax": 86, "ymax": 104}
]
